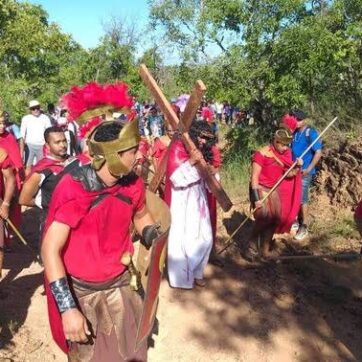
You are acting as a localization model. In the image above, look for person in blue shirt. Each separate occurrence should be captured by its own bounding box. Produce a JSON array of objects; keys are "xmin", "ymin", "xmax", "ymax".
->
[{"xmin": 290, "ymin": 110, "xmax": 322, "ymax": 240}]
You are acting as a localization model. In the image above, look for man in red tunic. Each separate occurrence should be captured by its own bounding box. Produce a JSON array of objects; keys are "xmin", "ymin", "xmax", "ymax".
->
[
  {"xmin": 0, "ymin": 144, "xmax": 16, "ymax": 277},
  {"xmin": 41, "ymin": 83, "xmax": 160, "ymax": 361},
  {"xmin": 0, "ymin": 113, "xmax": 23, "ymax": 248},
  {"xmin": 247, "ymin": 127, "xmax": 302, "ymax": 259}
]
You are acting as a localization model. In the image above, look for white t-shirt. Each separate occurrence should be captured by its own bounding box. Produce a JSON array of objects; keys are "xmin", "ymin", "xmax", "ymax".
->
[
  {"xmin": 215, "ymin": 102, "xmax": 223, "ymax": 114},
  {"xmin": 20, "ymin": 114, "xmax": 52, "ymax": 145}
]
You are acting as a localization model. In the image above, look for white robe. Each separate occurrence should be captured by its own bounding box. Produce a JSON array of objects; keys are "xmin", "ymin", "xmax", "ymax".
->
[{"xmin": 167, "ymin": 160, "xmax": 213, "ymax": 289}]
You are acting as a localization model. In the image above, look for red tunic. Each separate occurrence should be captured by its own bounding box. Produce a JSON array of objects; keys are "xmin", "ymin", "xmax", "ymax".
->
[
  {"xmin": 252, "ymin": 144, "xmax": 301, "ymax": 233},
  {"xmin": 201, "ymin": 107, "xmax": 213, "ymax": 122},
  {"xmin": 0, "ymin": 131, "xmax": 23, "ymax": 188},
  {"xmin": 0, "ymin": 148, "xmax": 12, "ymax": 198},
  {"xmin": 151, "ymin": 137, "xmax": 168, "ymax": 170},
  {"xmin": 138, "ymin": 137, "xmax": 150, "ymax": 164},
  {"xmin": 0, "ymin": 132, "xmax": 23, "ymax": 230},
  {"xmin": 44, "ymin": 169, "xmax": 146, "ymax": 353}
]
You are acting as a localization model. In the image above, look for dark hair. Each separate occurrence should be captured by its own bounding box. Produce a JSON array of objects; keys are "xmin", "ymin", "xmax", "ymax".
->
[
  {"xmin": 290, "ymin": 109, "xmax": 307, "ymax": 121},
  {"xmin": 44, "ymin": 126, "xmax": 65, "ymax": 143},
  {"xmin": 93, "ymin": 121, "xmax": 124, "ymax": 142},
  {"xmin": 47, "ymin": 103, "xmax": 55, "ymax": 113},
  {"xmin": 188, "ymin": 120, "xmax": 214, "ymax": 163},
  {"xmin": 60, "ymin": 109, "xmax": 67, "ymax": 117}
]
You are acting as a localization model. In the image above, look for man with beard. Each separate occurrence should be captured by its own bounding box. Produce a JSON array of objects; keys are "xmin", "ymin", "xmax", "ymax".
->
[
  {"xmin": 247, "ymin": 127, "xmax": 303, "ymax": 259},
  {"xmin": 164, "ymin": 120, "xmax": 213, "ymax": 288},
  {"xmin": 19, "ymin": 126, "xmax": 80, "ymax": 244}
]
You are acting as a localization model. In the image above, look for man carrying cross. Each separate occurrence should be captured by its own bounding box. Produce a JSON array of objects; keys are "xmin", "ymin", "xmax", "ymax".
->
[
  {"xmin": 164, "ymin": 120, "xmax": 214, "ymax": 288},
  {"xmin": 139, "ymin": 65, "xmax": 232, "ymax": 287}
]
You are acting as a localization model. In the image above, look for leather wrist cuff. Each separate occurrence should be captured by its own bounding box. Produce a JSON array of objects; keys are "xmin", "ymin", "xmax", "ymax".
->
[
  {"xmin": 252, "ymin": 189, "xmax": 260, "ymax": 202},
  {"xmin": 141, "ymin": 224, "xmax": 159, "ymax": 249},
  {"xmin": 49, "ymin": 277, "xmax": 77, "ymax": 314}
]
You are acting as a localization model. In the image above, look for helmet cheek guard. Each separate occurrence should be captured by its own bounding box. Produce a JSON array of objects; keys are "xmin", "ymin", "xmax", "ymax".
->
[{"xmin": 88, "ymin": 120, "xmax": 140, "ymax": 177}]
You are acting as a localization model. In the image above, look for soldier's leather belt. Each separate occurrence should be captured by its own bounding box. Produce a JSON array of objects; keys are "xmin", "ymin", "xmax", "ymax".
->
[{"xmin": 70, "ymin": 271, "xmax": 130, "ymax": 296}]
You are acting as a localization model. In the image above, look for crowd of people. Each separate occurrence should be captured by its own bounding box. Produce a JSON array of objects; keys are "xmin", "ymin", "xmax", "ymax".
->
[{"xmin": 0, "ymin": 82, "xmax": 360, "ymax": 362}]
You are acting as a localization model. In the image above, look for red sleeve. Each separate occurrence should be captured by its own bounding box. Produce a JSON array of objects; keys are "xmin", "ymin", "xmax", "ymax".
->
[
  {"xmin": 252, "ymin": 151, "xmax": 265, "ymax": 167},
  {"xmin": 47, "ymin": 175, "xmax": 92, "ymax": 229},
  {"xmin": 128, "ymin": 177, "xmax": 146, "ymax": 215},
  {"xmin": 151, "ymin": 139, "xmax": 166, "ymax": 158}
]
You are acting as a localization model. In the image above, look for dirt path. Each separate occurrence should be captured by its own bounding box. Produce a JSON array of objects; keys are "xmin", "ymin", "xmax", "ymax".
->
[{"xmin": 1, "ymin": 209, "xmax": 362, "ymax": 361}]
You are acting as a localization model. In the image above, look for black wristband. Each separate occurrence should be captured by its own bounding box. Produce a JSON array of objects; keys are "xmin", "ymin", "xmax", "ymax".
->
[
  {"xmin": 49, "ymin": 277, "xmax": 77, "ymax": 314},
  {"xmin": 141, "ymin": 224, "xmax": 159, "ymax": 249},
  {"xmin": 252, "ymin": 188, "xmax": 260, "ymax": 202}
]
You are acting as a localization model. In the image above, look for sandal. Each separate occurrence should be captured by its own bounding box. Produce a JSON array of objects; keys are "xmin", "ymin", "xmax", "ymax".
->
[{"xmin": 194, "ymin": 279, "xmax": 206, "ymax": 287}]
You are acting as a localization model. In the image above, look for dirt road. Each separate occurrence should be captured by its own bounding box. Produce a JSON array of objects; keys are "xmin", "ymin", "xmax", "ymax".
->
[{"xmin": 1, "ymin": 207, "xmax": 362, "ymax": 361}]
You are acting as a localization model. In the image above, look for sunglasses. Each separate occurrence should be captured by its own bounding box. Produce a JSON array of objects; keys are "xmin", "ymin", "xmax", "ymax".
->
[{"xmin": 30, "ymin": 106, "xmax": 40, "ymax": 111}]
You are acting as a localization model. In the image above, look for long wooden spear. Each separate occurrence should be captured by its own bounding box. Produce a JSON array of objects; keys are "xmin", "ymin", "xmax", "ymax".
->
[
  {"xmin": 0, "ymin": 215, "xmax": 37, "ymax": 277},
  {"xmin": 218, "ymin": 116, "xmax": 338, "ymax": 255}
]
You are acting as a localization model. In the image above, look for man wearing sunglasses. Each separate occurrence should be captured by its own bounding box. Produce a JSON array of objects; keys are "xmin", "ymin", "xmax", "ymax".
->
[{"xmin": 20, "ymin": 100, "xmax": 52, "ymax": 175}]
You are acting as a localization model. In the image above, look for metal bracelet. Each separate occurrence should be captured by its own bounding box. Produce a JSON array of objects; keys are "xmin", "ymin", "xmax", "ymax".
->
[
  {"xmin": 252, "ymin": 188, "xmax": 260, "ymax": 202},
  {"xmin": 49, "ymin": 277, "xmax": 77, "ymax": 314}
]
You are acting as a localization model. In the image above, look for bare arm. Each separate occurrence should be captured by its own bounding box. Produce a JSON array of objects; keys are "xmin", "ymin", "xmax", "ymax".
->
[
  {"xmin": 133, "ymin": 206, "xmax": 155, "ymax": 236},
  {"xmin": 41, "ymin": 221, "xmax": 90, "ymax": 342},
  {"xmin": 251, "ymin": 162, "xmax": 262, "ymax": 189},
  {"xmin": 0, "ymin": 168, "xmax": 16, "ymax": 219},
  {"xmin": 19, "ymin": 138, "xmax": 25, "ymax": 160},
  {"xmin": 41, "ymin": 221, "xmax": 70, "ymax": 284},
  {"xmin": 251, "ymin": 162, "xmax": 263, "ymax": 209},
  {"xmin": 19, "ymin": 173, "xmax": 41, "ymax": 207},
  {"xmin": 304, "ymin": 149, "xmax": 322, "ymax": 175}
]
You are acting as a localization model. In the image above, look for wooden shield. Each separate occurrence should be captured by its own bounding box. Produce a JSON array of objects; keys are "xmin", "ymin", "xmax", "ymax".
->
[
  {"xmin": 135, "ymin": 191, "xmax": 170, "ymax": 350},
  {"xmin": 136, "ymin": 190, "xmax": 170, "ymax": 289},
  {"xmin": 135, "ymin": 229, "xmax": 168, "ymax": 351}
]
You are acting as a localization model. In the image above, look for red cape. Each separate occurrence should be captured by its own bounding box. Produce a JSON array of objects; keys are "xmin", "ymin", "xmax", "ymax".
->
[
  {"xmin": 207, "ymin": 145, "xmax": 222, "ymax": 245},
  {"xmin": 151, "ymin": 137, "xmax": 168, "ymax": 170},
  {"xmin": 0, "ymin": 131, "xmax": 24, "ymax": 189},
  {"xmin": 253, "ymin": 145, "xmax": 302, "ymax": 233},
  {"xmin": 30, "ymin": 157, "xmax": 67, "ymax": 178}
]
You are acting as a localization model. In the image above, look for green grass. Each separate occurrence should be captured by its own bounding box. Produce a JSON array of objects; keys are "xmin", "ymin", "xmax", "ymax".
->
[
  {"xmin": 310, "ymin": 211, "xmax": 358, "ymax": 238},
  {"xmin": 220, "ymin": 155, "xmax": 250, "ymax": 200},
  {"xmin": 331, "ymin": 215, "xmax": 360, "ymax": 238}
]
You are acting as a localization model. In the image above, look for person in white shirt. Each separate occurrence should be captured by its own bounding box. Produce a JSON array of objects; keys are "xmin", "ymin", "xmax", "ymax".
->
[
  {"xmin": 215, "ymin": 101, "xmax": 224, "ymax": 123},
  {"xmin": 20, "ymin": 100, "xmax": 52, "ymax": 175}
]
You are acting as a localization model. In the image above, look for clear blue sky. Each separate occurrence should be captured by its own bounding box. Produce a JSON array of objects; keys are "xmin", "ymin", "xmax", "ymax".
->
[{"xmin": 27, "ymin": 0, "xmax": 151, "ymax": 49}]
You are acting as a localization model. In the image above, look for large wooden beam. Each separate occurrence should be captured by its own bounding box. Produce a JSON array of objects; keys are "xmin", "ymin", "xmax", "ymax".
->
[
  {"xmin": 139, "ymin": 64, "xmax": 233, "ymax": 212},
  {"xmin": 180, "ymin": 80, "xmax": 206, "ymax": 130}
]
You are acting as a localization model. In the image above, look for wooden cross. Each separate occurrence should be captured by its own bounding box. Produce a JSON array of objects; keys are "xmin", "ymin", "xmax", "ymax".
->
[
  {"xmin": 147, "ymin": 82, "xmax": 205, "ymax": 193},
  {"xmin": 139, "ymin": 64, "xmax": 233, "ymax": 212}
]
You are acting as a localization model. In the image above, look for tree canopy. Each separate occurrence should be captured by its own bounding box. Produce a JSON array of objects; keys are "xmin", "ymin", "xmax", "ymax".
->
[
  {"xmin": 0, "ymin": 0, "xmax": 361, "ymax": 126},
  {"xmin": 149, "ymin": 0, "xmax": 362, "ymax": 124}
]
